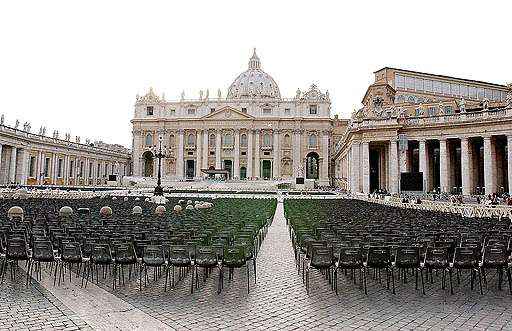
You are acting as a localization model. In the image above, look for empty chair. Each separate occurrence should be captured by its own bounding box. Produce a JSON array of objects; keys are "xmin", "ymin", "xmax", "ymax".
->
[
  {"xmin": 394, "ymin": 246, "xmax": 424, "ymax": 294},
  {"xmin": 366, "ymin": 246, "xmax": 394, "ymax": 294},
  {"xmin": 140, "ymin": 245, "xmax": 166, "ymax": 291},
  {"xmin": 423, "ymin": 246, "xmax": 452, "ymax": 293},
  {"xmin": 334, "ymin": 247, "xmax": 366, "ymax": 295},
  {"xmin": 481, "ymin": 246, "xmax": 512, "ymax": 294},
  {"xmin": 306, "ymin": 246, "xmax": 334, "ymax": 294}
]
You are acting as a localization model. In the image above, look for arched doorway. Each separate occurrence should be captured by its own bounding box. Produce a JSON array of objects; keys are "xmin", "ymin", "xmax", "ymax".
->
[
  {"xmin": 305, "ymin": 152, "xmax": 319, "ymax": 179},
  {"xmin": 223, "ymin": 160, "xmax": 233, "ymax": 179},
  {"xmin": 240, "ymin": 166, "xmax": 247, "ymax": 180},
  {"xmin": 142, "ymin": 151, "xmax": 154, "ymax": 177},
  {"xmin": 261, "ymin": 160, "xmax": 272, "ymax": 179}
]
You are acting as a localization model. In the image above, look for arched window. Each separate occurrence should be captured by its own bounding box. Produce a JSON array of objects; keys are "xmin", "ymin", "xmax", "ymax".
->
[
  {"xmin": 145, "ymin": 133, "xmax": 153, "ymax": 146},
  {"xmin": 240, "ymin": 134, "xmax": 248, "ymax": 147},
  {"xmin": 187, "ymin": 133, "xmax": 195, "ymax": 146},
  {"xmin": 284, "ymin": 134, "xmax": 291, "ymax": 147},
  {"xmin": 308, "ymin": 134, "xmax": 317, "ymax": 148},
  {"xmin": 169, "ymin": 134, "xmax": 175, "ymax": 147},
  {"xmin": 263, "ymin": 133, "xmax": 271, "ymax": 146},
  {"xmin": 209, "ymin": 134, "xmax": 216, "ymax": 147},
  {"xmin": 223, "ymin": 133, "xmax": 233, "ymax": 146}
]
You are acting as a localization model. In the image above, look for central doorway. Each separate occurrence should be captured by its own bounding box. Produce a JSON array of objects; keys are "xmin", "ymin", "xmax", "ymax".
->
[
  {"xmin": 306, "ymin": 152, "xmax": 319, "ymax": 179},
  {"xmin": 223, "ymin": 160, "xmax": 233, "ymax": 179},
  {"xmin": 261, "ymin": 160, "xmax": 272, "ymax": 179},
  {"xmin": 186, "ymin": 160, "xmax": 195, "ymax": 179},
  {"xmin": 240, "ymin": 166, "xmax": 247, "ymax": 180},
  {"xmin": 369, "ymin": 150, "xmax": 380, "ymax": 192},
  {"xmin": 142, "ymin": 151, "xmax": 154, "ymax": 177}
]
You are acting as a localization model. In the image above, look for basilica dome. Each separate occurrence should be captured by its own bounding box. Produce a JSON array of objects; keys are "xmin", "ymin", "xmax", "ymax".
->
[{"xmin": 227, "ymin": 49, "xmax": 281, "ymax": 100}]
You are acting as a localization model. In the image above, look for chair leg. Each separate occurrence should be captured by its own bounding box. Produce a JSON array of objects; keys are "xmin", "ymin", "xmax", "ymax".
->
[
  {"xmin": 363, "ymin": 268, "xmax": 367, "ymax": 295},
  {"xmin": 190, "ymin": 266, "xmax": 194, "ymax": 294},
  {"xmin": 253, "ymin": 260, "xmax": 257, "ymax": 284},
  {"xmin": 477, "ymin": 268, "xmax": 483, "ymax": 295},
  {"xmin": 507, "ymin": 268, "xmax": 512, "ymax": 295},
  {"xmin": 391, "ymin": 268, "xmax": 395, "ymax": 294},
  {"xmin": 246, "ymin": 264, "xmax": 250, "ymax": 294},
  {"xmin": 420, "ymin": 268, "xmax": 425, "ymax": 295},
  {"xmin": 449, "ymin": 269, "xmax": 453, "ymax": 295}
]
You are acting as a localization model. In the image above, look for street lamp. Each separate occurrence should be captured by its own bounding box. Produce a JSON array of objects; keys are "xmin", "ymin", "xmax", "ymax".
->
[{"xmin": 154, "ymin": 135, "xmax": 165, "ymax": 196}]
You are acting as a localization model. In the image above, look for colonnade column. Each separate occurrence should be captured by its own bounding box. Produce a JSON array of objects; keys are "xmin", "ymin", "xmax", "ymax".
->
[
  {"xmin": 321, "ymin": 131, "xmax": 329, "ymax": 183},
  {"xmin": 176, "ymin": 129, "xmax": 184, "ymax": 179},
  {"xmin": 361, "ymin": 142, "xmax": 370, "ymax": 194},
  {"xmin": 292, "ymin": 129, "xmax": 301, "ymax": 178},
  {"xmin": 254, "ymin": 129, "xmax": 260, "ymax": 178},
  {"xmin": 439, "ymin": 139, "xmax": 450, "ymax": 193},
  {"xmin": 234, "ymin": 129, "xmax": 240, "ymax": 179},
  {"xmin": 19, "ymin": 149, "xmax": 29, "ymax": 185},
  {"xmin": 0, "ymin": 144, "xmax": 3, "ymax": 184},
  {"xmin": 419, "ymin": 139, "xmax": 429, "ymax": 192},
  {"xmin": 272, "ymin": 130, "xmax": 280, "ymax": 179},
  {"xmin": 9, "ymin": 147, "xmax": 17, "ymax": 184},
  {"xmin": 483, "ymin": 136, "xmax": 496, "ymax": 194},
  {"xmin": 461, "ymin": 137, "xmax": 472, "ymax": 195},
  {"xmin": 350, "ymin": 141, "xmax": 360, "ymax": 193},
  {"xmin": 196, "ymin": 130, "xmax": 202, "ymax": 178},
  {"xmin": 215, "ymin": 130, "xmax": 221, "ymax": 170},
  {"xmin": 246, "ymin": 130, "xmax": 253, "ymax": 178},
  {"xmin": 508, "ymin": 136, "xmax": 512, "ymax": 195},
  {"xmin": 202, "ymin": 130, "xmax": 209, "ymax": 177},
  {"xmin": 388, "ymin": 139, "xmax": 399, "ymax": 194}
]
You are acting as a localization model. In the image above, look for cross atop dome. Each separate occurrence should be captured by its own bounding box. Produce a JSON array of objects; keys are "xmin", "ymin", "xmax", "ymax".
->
[{"xmin": 248, "ymin": 48, "xmax": 261, "ymax": 70}]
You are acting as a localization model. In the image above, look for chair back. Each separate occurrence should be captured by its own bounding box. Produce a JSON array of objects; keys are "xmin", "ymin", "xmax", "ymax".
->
[
  {"xmin": 61, "ymin": 242, "xmax": 82, "ymax": 263},
  {"xmin": 453, "ymin": 247, "xmax": 479, "ymax": 269},
  {"xmin": 482, "ymin": 246, "xmax": 509, "ymax": 268},
  {"xmin": 142, "ymin": 245, "xmax": 165, "ymax": 266},
  {"xmin": 6, "ymin": 238, "xmax": 29, "ymax": 260},
  {"xmin": 338, "ymin": 247, "xmax": 363, "ymax": 269},
  {"xmin": 395, "ymin": 246, "xmax": 420, "ymax": 268},
  {"xmin": 310, "ymin": 246, "xmax": 334, "ymax": 269},
  {"xmin": 195, "ymin": 246, "xmax": 218, "ymax": 267},
  {"xmin": 424, "ymin": 247, "xmax": 449, "ymax": 269},
  {"xmin": 367, "ymin": 246, "xmax": 391, "ymax": 268},
  {"xmin": 32, "ymin": 240, "xmax": 55, "ymax": 262}
]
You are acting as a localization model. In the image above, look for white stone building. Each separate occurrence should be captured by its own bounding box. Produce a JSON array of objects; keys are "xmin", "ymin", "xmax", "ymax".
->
[{"xmin": 131, "ymin": 50, "xmax": 334, "ymax": 185}]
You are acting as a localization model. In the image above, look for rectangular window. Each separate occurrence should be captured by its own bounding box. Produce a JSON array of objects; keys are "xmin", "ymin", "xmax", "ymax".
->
[
  {"xmin": 29, "ymin": 156, "xmax": 36, "ymax": 177},
  {"xmin": 44, "ymin": 157, "xmax": 50, "ymax": 177},
  {"xmin": 187, "ymin": 108, "xmax": 196, "ymax": 115},
  {"xmin": 424, "ymin": 80, "xmax": 433, "ymax": 92},
  {"xmin": 395, "ymin": 74, "xmax": 405, "ymax": 89},
  {"xmin": 69, "ymin": 160, "xmax": 74, "ymax": 177},
  {"xmin": 241, "ymin": 107, "xmax": 247, "ymax": 113},
  {"xmin": 209, "ymin": 151, "xmax": 215, "ymax": 156},
  {"xmin": 309, "ymin": 105, "xmax": 318, "ymax": 115},
  {"xmin": 284, "ymin": 108, "xmax": 291, "ymax": 115},
  {"xmin": 146, "ymin": 106, "xmax": 154, "ymax": 116},
  {"xmin": 415, "ymin": 78, "xmax": 424, "ymax": 91},
  {"xmin": 263, "ymin": 108, "xmax": 271, "ymax": 114},
  {"xmin": 170, "ymin": 109, "xmax": 176, "ymax": 116},
  {"xmin": 263, "ymin": 151, "xmax": 270, "ymax": 156},
  {"xmin": 58, "ymin": 159, "xmax": 63, "ymax": 178},
  {"xmin": 187, "ymin": 151, "xmax": 193, "ymax": 156},
  {"xmin": 241, "ymin": 151, "xmax": 246, "ymax": 156},
  {"xmin": 210, "ymin": 108, "xmax": 215, "ymax": 113}
]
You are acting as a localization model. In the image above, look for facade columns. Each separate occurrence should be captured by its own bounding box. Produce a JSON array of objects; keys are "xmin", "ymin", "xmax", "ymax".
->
[
  {"xmin": 37, "ymin": 151, "xmax": 43, "ymax": 184},
  {"xmin": 321, "ymin": 132, "xmax": 329, "ymax": 183},
  {"xmin": 292, "ymin": 130, "xmax": 301, "ymax": 178},
  {"xmin": 461, "ymin": 137, "xmax": 473, "ymax": 195},
  {"xmin": 0, "ymin": 144, "xmax": 3, "ymax": 184},
  {"xmin": 508, "ymin": 136, "xmax": 512, "ymax": 195},
  {"xmin": 196, "ymin": 130, "xmax": 202, "ymax": 178},
  {"xmin": 176, "ymin": 129, "xmax": 184, "ymax": 179},
  {"xmin": 19, "ymin": 149, "xmax": 29, "ymax": 185},
  {"xmin": 272, "ymin": 130, "xmax": 280, "ymax": 179},
  {"xmin": 247, "ymin": 130, "xmax": 254, "ymax": 178},
  {"xmin": 439, "ymin": 138, "xmax": 450, "ymax": 193},
  {"xmin": 9, "ymin": 146, "xmax": 17, "ymax": 184},
  {"xmin": 483, "ymin": 136, "xmax": 496, "ymax": 194},
  {"xmin": 362, "ymin": 142, "xmax": 370, "ymax": 194},
  {"xmin": 254, "ymin": 129, "xmax": 260, "ymax": 178},
  {"xmin": 389, "ymin": 139, "xmax": 399, "ymax": 194},
  {"xmin": 202, "ymin": 130, "xmax": 209, "ymax": 177},
  {"xmin": 215, "ymin": 130, "xmax": 221, "ymax": 169},
  {"xmin": 350, "ymin": 141, "xmax": 360, "ymax": 193},
  {"xmin": 419, "ymin": 139, "xmax": 429, "ymax": 192},
  {"xmin": 234, "ymin": 129, "xmax": 240, "ymax": 179}
]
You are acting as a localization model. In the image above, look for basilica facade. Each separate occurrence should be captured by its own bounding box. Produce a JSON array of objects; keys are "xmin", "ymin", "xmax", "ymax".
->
[
  {"xmin": 334, "ymin": 68, "xmax": 512, "ymax": 196},
  {"xmin": 131, "ymin": 50, "xmax": 338, "ymax": 185}
]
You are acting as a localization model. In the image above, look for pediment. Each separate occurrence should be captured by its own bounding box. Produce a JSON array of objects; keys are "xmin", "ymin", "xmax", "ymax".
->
[{"xmin": 201, "ymin": 106, "xmax": 254, "ymax": 120}]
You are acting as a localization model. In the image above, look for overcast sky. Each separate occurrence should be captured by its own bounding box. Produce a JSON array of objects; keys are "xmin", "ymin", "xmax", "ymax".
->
[{"xmin": 1, "ymin": 1, "xmax": 510, "ymax": 147}]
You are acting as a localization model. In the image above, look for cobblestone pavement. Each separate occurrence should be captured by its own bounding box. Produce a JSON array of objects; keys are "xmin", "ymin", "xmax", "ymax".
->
[{"xmin": 2, "ymin": 201, "xmax": 512, "ymax": 330}]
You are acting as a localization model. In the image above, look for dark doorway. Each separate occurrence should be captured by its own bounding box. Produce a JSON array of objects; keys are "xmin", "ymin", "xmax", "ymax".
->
[
  {"xmin": 142, "ymin": 151, "xmax": 154, "ymax": 177},
  {"xmin": 208, "ymin": 166, "xmax": 215, "ymax": 179},
  {"xmin": 369, "ymin": 149, "xmax": 380, "ymax": 192},
  {"xmin": 261, "ymin": 160, "xmax": 272, "ymax": 179},
  {"xmin": 223, "ymin": 160, "xmax": 233, "ymax": 179},
  {"xmin": 306, "ymin": 152, "xmax": 319, "ymax": 179},
  {"xmin": 186, "ymin": 160, "xmax": 195, "ymax": 179},
  {"xmin": 240, "ymin": 166, "xmax": 247, "ymax": 180}
]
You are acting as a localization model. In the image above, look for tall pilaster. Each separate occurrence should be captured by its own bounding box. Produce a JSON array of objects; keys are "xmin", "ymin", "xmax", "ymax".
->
[
  {"xmin": 272, "ymin": 130, "xmax": 280, "ymax": 179},
  {"xmin": 418, "ymin": 139, "xmax": 429, "ymax": 192},
  {"xmin": 361, "ymin": 142, "xmax": 370, "ymax": 194},
  {"xmin": 508, "ymin": 136, "xmax": 512, "ymax": 195},
  {"xmin": 483, "ymin": 136, "xmax": 496, "ymax": 194},
  {"xmin": 320, "ymin": 131, "xmax": 329, "ymax": 182},
  {"xmin": 215, "ymin": 130, "xmax": 221, "ymax": 169},
  {"xmin": 389, "ymin": 139, "xmax": 399, "ymax": 194},
  {"xmin": 234, "ymin": 129, "xmax": 240, "ymax": 179},
  {"xmin": 247, "ymin": 130, "xmax": 254, "ymax": 178},
  {"xmin": 254, "ymin": 129, "xmax": 260, "ymax": 178},
  {"xmin": 439, "ymin": 138, "xmax": 450, "ymax": 193},
  {"xmin": 350, "ymin": 141, "xmax": 360, "ymax": 193},
  {"xmin": 202, "ymin": 130, "xmax": 209, "ymax": 177},
  {"xmin": 196, "ymin": 130, "xmax": 202, "ymax": 178},
  {"xmin": 176, "ymin": 129, "xmax": 184, "ymax": 179},
  {"xmin": 292, "ymin": 130, "xmax": 301, "ymax": 178},
  {"xmin": 461, "ymin": 137, "xmax": 473, "ymax": 195},
  {"xmin": 9, "ymin": 147, "xmax": 17, "ymax": 184}
]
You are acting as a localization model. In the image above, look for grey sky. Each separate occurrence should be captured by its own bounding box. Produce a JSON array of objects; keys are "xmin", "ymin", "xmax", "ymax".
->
[{"xmin": 0, "ymin": 0, "xmax": 510, "ymax": 147}]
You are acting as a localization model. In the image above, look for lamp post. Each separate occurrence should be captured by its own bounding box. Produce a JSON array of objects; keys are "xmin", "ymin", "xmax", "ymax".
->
[{"xmin": 154, "ymin": 135, "xmax": 165, "ymax": 196}]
